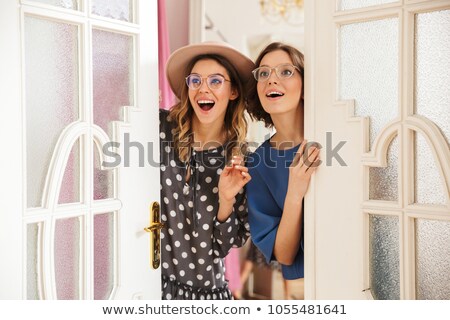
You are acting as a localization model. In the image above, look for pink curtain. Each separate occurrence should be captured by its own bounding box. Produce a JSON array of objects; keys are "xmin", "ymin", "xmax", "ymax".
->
[
  {"xmin": 224, "ymin": 248, "xmax": 242, "ymax": 294},
  {"xmin": 158, "ymin": 0, "xmax": 176, "ymax": 110}
]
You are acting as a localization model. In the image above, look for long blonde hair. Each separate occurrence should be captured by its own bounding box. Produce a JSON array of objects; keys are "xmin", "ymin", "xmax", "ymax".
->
[{"xmin": 168, "ymin": 54, "xmax": 248, "ymax": 163}]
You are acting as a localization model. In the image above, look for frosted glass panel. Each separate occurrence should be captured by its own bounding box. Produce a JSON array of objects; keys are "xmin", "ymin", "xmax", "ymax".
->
[
  {"xmin": 415, "ymin": 219, "xmax": 450, "ymax": 300},
  {"xmin": 414, "ymin": 133, "xmax": 446, "ymax": 205},
  {"xmin": 94, "ymin": 145, "xmax": 114, "ymax": 200},
  {"xmin": 59, "ymin": 139, "xmax": 80, "ymax": 204},
  {"xmin": 338, "ymin": 0, "xmax": 397, "ymax": 11},
  {"xmin": 55, "ymin": 217, "xmax": 80, "ymax": 300},
  {"xmin": 369, "ymin": 135, "xmax": 398, "ymax": 201},
  {"xmin": 94, "ymin": 213, "xmax": 115, "ymax": 300},
  {"xmin": 92, "ymin": 0, "xmax": 132, "ymax": 22},
  {"xmin": 369, "ymin": 214, "xmax": 400, "ymax": 300},
  {"xmin": 31, "ymin": 0, "xmax": 78, "ymax": 10},
  {"xmin": 27, "ymin": 224, "xmax": 40, "ymax": 300},
  {"xmin": 25, "ymin": 16, "xmax": 79, "ymax": 208},
  {"xmin": 338, "ymin": 18, "xmax": 398, "ymax": 149},
  {"xmin": 92, "ymin": 29, "xmax": 133, "ymax": 139},
  {"xmin": 415, "ymin": 10, "xmax": 450, "ymax": 147}
]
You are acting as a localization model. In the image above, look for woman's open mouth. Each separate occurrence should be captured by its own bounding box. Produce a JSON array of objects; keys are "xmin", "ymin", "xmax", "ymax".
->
[
  {"xmin": 197, "ymin": 99, "xmax": 215, "ymax": 111},
  {"xmin": 265, "ymin": 91, "xmax": 284, "ymax": 98}
]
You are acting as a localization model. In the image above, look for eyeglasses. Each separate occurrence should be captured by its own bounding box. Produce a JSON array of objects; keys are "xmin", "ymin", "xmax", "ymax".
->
[
  {"xmin": 252, "ymin": 64, "xmax": 301, "ymax": 82},
  {"xmin": 185, "ymin": 74, "xmax": 231, "ymax": 90}
]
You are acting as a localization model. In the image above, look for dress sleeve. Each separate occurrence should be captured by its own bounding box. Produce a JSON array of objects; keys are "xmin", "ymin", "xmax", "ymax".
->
[
  {"xmin": 159, "ymin": 109, "xmax": 174, "ymax": 164},
  {"xmin": 159, "ymin": 109, "xmax": 171, "ymax": 141},
  {"xmin": 247, "ymin": 167, "xmax": 281, "ymax": 264},
  {"xmin": 212, "ymin": 187, "xmax": 250, "ymax": 258}
]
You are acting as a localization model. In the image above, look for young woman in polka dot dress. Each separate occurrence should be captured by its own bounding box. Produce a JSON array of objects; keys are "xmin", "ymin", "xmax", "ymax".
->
[{"xmin": 160, "ymin": 42, "xmax": 255, "ymax": 300}]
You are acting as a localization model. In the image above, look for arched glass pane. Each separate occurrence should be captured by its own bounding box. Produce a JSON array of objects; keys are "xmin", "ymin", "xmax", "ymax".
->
[
  {"xmin": 59, "ymin": 139, "xmax": 80, "ymax": 204},
  {"xmin": 369, "ymin": 135, "xmax": 399, "ymax": 201},
  {"xmin": 94, "ymin": 145, "xmax": 114, "ymax": 200},
  {"xmin": 369, "ymin": 214, "xmax": 400, "ymax": 300},
  {"xmin": 414, "ymin": 133, "xmax": 446, "ymax": 205}
]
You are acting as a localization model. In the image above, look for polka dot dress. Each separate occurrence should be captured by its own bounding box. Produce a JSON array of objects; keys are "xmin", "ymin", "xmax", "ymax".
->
[{"xmin": 160, "ymin": 110, "xmax": 250, "ymax": 300}]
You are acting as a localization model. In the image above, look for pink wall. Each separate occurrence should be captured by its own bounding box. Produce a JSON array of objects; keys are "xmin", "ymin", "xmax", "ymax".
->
[{"xmin": 165, "ymin": 0, "xmax": 190, "ymax": 52}]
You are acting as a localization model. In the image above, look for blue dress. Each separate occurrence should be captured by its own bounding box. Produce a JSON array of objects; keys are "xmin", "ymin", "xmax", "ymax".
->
[{"xmin": 247, "ymin": 139, "xmax": 304, "ymax": 280}]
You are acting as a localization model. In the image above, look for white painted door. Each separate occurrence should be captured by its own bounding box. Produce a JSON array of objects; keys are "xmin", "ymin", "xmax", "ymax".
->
[
  {"xmin": 304, "ymin": 0, "xmax": 450, "ymax": 299},
  {"xmin": 0, "ymin": 0, "xmax": 161, "ymax": 299}
]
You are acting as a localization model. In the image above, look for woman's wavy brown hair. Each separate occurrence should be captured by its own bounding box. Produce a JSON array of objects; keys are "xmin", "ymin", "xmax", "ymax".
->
[
  {"xmin": 247, "ymin": 42, "xmax": 304, "ymax": 128},
  {"xmin": 168, "ymin": 54, "xmax": 248, "ymax": 163}
]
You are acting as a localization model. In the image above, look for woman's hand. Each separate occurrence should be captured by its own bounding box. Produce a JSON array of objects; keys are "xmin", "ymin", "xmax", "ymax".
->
[
  {"xmin": 287, "ymin": 141, "xmax": 320, "ymax": 203},
  {"xmin": 218, "ymin": 155, "xmax": 251, "ymax": 204}
]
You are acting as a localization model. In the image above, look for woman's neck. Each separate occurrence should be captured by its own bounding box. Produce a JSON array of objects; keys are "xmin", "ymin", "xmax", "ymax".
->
[
  {"xmin": 192, "ymin": 118, "xmax": 226, "ymax": 150},
  {"xmin": 270, "ymin": 106, "xmax": 304, "ymax": 150}
]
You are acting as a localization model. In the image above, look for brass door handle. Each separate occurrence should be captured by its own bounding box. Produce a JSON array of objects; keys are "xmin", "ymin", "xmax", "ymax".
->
[
  {"xmin": 144, "ymin": 222, "xmax": 164, "ymax": 233},
  {"xmin": 144, "ymin": 202, "xmax": 164, "ymax": 269}
]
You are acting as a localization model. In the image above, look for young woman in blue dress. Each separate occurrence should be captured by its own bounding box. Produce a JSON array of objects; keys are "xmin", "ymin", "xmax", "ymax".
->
[{"xmin": 246, "ymin": 42, "xmax": 320, "ymax": 295}]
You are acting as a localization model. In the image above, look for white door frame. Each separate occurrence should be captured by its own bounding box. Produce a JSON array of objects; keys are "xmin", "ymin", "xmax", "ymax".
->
[
  {"xmin": 304, "ymin": 0, "xmax": 450, "ymax": 300},
  {"xmin": 0, "ymin": 0, "xmax": 24, "ymax": 299},
  {"xmin": 0, "ymin": 0, "xmax": 161, "ymax": 300}
]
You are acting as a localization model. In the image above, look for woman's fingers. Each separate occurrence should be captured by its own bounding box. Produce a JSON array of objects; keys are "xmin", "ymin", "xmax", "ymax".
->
[
  {"xmin": 231, "ymin": 155, "xmax": 244, "ymax": 166},
  {"xmin": 241, "ymin": 171, "xmax": 251, "ymax": 181},
  {"xmin": 291, "ymin": 140, "xmax": 307, "ymax": 167},
  {"xmin": 233, "ymin": 165, "xmax": 248, "ymax": 173},
  {"xmin": 221, "ymin": 165, "xmax": 233, "ymax": 176},
  {"xmin": 305, "ymin": 155, "xmax": 320, "ymax": 173},
  {"xmin": 231, "ymin": 165, "xmax": 251, "ymax": 182},
  {"xmin": 221, "ymin": 163, "xmax": 250, "ymax": 182},
  {"xmin": 305, "ymin": 148, "xmax": 320, "ymax": 169},
  {"xmin": 298, "ymin": 144, "xmax": 318, "ymax": 167}
]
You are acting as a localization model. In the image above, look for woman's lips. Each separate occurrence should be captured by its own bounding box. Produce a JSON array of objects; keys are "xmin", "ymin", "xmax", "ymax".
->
[
  {"xmin": 197, "ymin": 99, "xmax": 215, "ymax": 111},
  {"xmin": 265, "ymin": 91, "xmax": 285, "ymax": 99}
]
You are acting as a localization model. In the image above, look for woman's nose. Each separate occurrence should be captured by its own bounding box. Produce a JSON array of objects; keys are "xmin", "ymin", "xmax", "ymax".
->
[
  {"xmin": 199, "ymin": 79, "xmax": 210, "ymax": 92},
  {"xmin": 267, "ymin": 70, "xmax": 278, "ymax": 84}
]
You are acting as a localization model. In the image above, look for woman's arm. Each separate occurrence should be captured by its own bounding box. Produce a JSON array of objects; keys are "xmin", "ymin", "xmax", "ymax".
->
[
  {"xmin": 273, "ymin": 142, "xmax": 320, "ymax": 265},
  {"xmin": 212, "ymin": 188, "xmax": 250, "ymax": 258},
  {"xmin": 217, "ymin": 156, "xmax": 251, "ymax": 222},
  {"xmin": 209, "ymin": 156, "xmax": 252, "ymax": 258}
]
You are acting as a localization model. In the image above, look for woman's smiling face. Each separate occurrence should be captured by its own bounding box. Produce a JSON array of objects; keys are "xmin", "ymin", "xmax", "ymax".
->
[
  {"xmin": 256, "ymin": 49, "xmax": 303, "ymax": 117},
  {"xmin": 188, "ymin": 59, "xmax": 238, "ymax": 127}
]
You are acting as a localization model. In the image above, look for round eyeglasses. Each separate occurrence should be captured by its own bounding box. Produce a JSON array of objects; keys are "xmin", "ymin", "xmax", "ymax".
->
[
  {"xmin": 252, "ymin": 64, "xmax": 301, "ymax": 82},
  {"xmin": 185, "ymin": 74, "xmax": 231, "ymax": 90}
]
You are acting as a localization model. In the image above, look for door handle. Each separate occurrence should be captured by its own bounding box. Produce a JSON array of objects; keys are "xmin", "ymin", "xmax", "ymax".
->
[{"xmin": 144, "ymin": 202, "xmax": 164, "ymax": 269}]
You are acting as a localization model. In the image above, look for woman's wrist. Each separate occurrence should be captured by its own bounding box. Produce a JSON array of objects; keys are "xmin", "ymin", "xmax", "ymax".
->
[
  {"xmin": 285, "ymin": 188, "xmax": 305, "ymax": 206},
  {"xmin": 217, "ymin": 200, "xmax": 234, "ymax": 222},
  {"xmin": 218, "ymin": 192, "xmax": 235, "ymax": 204}
]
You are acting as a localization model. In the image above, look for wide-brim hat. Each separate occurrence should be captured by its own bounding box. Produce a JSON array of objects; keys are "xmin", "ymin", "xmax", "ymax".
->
[{"xmin": 166, "ymin": 41, "xmax": 255, "ymax": 98}]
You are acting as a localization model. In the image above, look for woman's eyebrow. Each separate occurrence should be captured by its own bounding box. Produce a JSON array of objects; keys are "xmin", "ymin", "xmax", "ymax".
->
[
  {"xmin": 190, "ymin": 72, "xmax": 226, "ymax": 77},
  {"xmin": 209, "ymin": 72, "xmax": 226, "ymax": 77}
]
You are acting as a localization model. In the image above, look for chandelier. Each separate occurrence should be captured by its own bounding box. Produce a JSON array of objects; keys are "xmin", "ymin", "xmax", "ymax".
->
[{"xmin": 259, "ymin": 0, "xmax": 304, "ymax": 24}]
